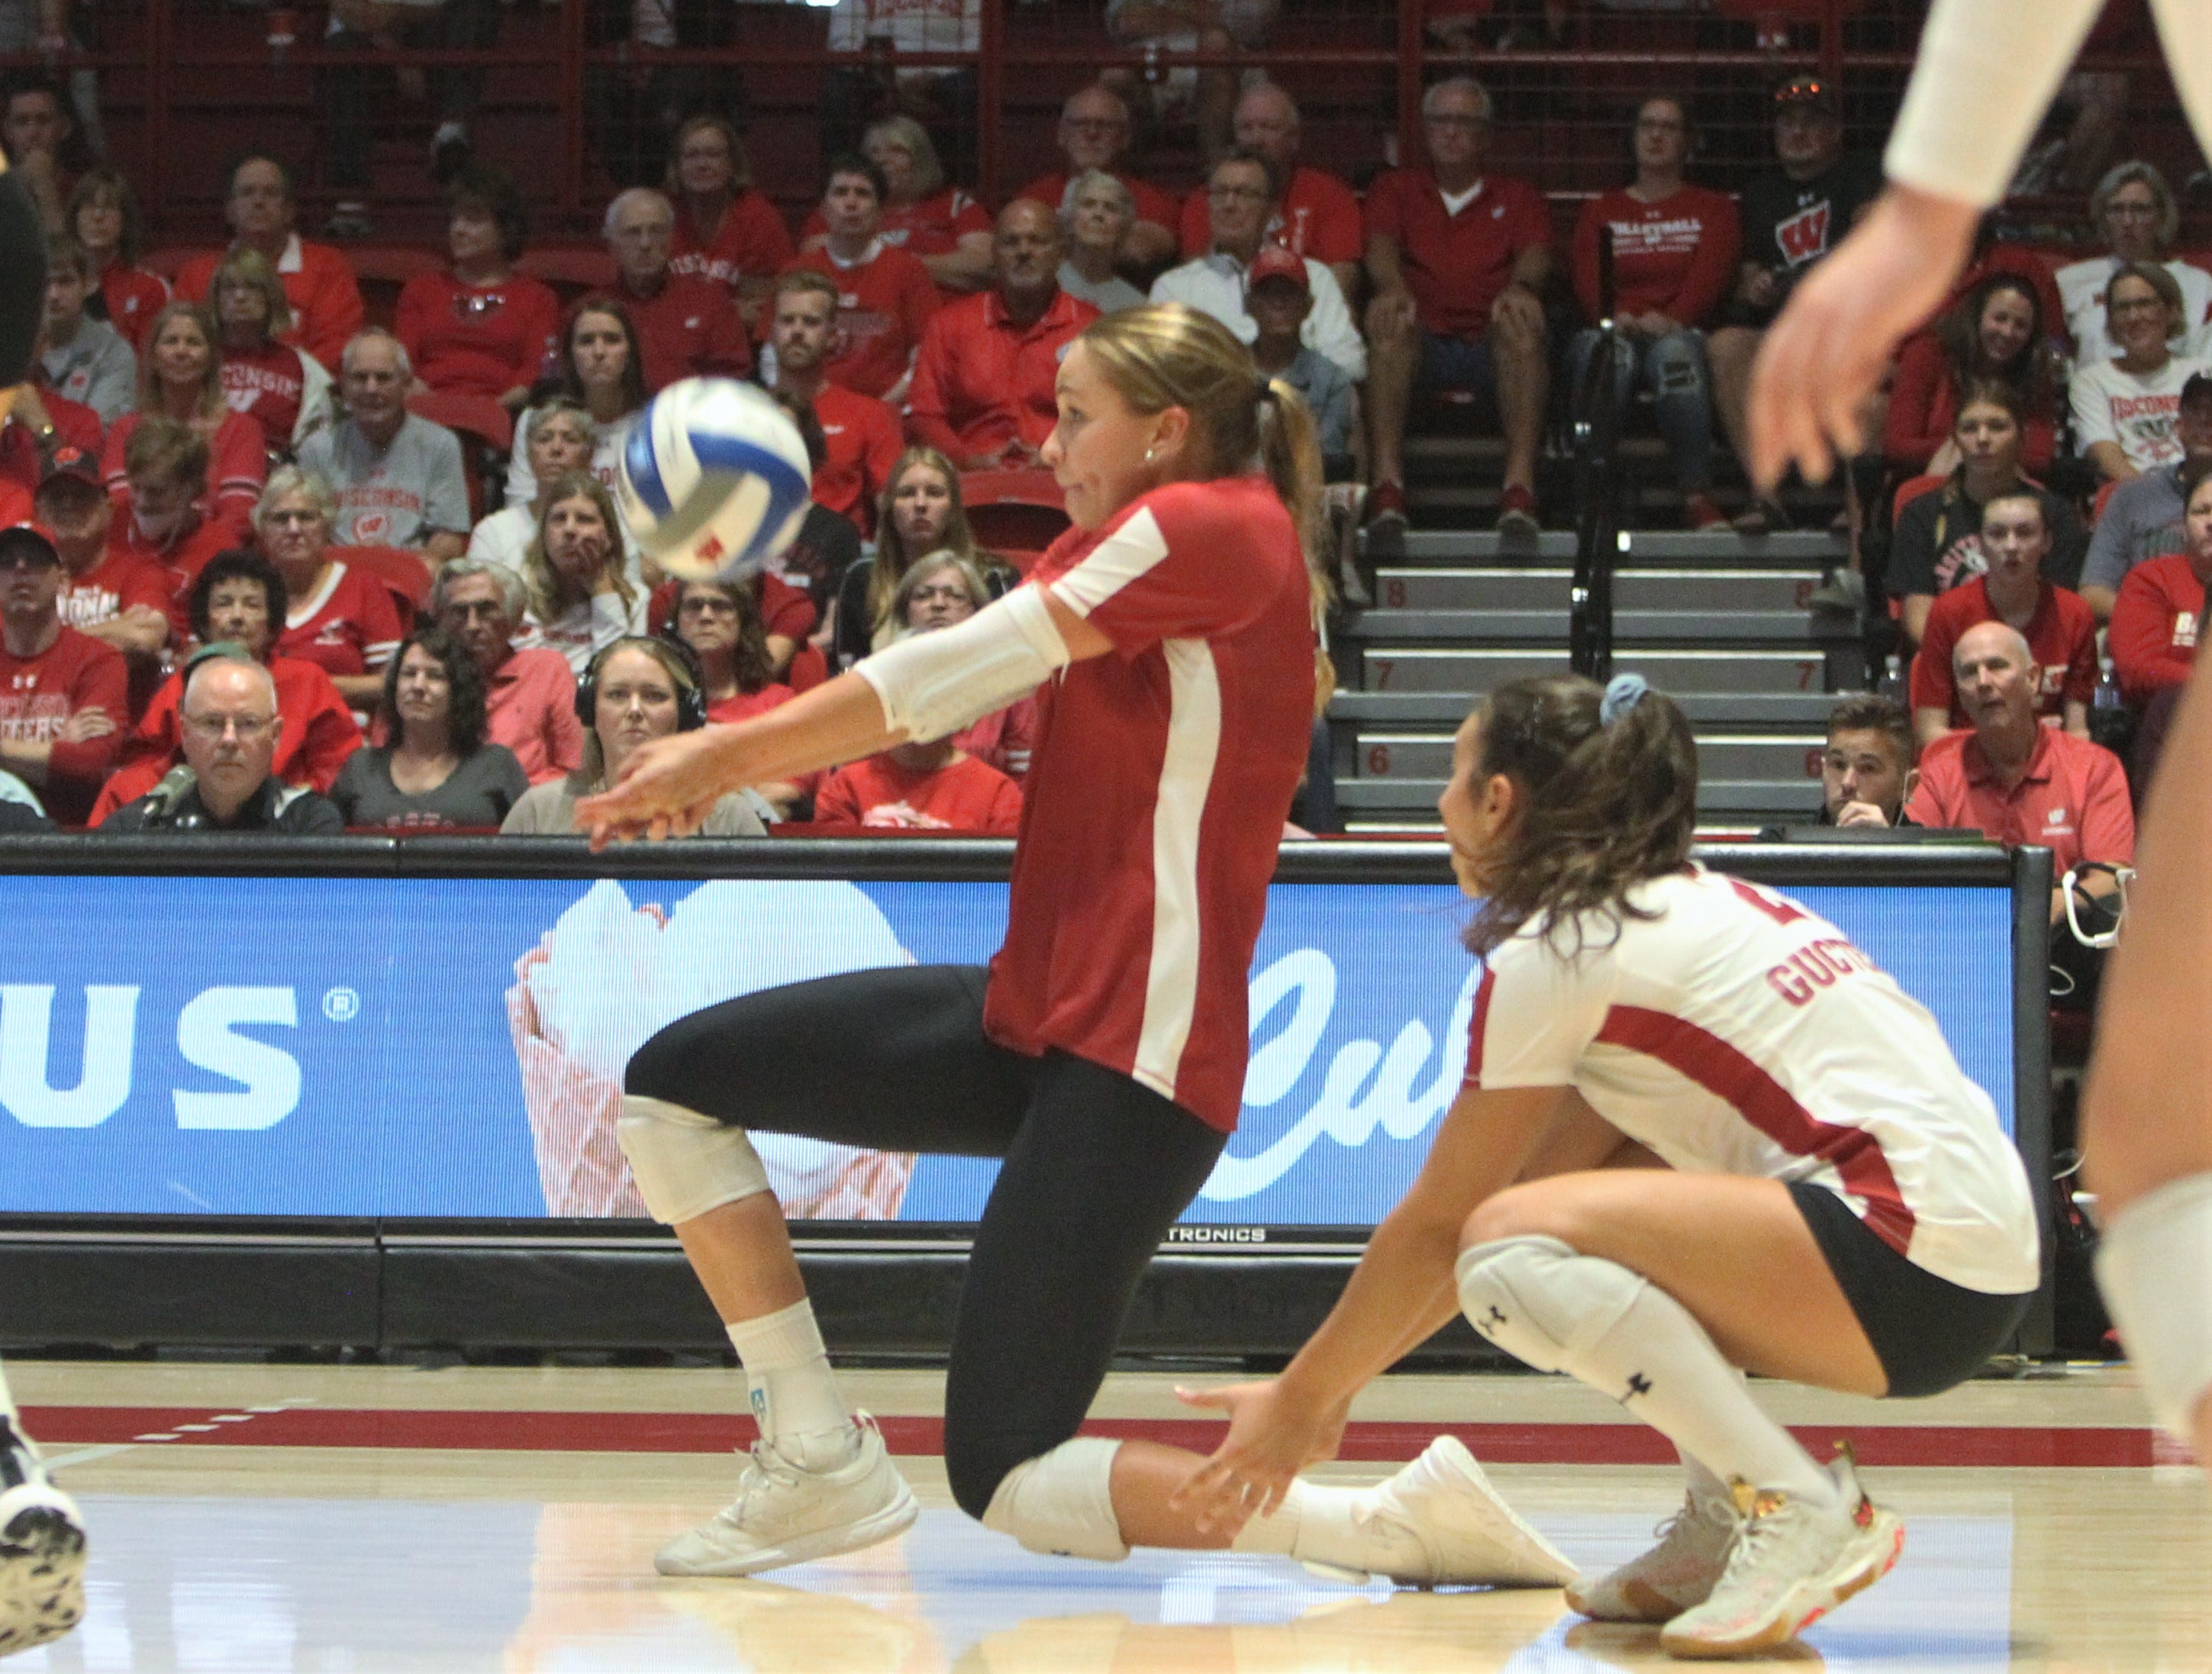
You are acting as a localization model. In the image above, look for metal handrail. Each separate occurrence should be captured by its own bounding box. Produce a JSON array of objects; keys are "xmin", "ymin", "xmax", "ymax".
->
[{"xmin": 1567, "ymin": 224, "xmax": 1624, "ymax": 683}]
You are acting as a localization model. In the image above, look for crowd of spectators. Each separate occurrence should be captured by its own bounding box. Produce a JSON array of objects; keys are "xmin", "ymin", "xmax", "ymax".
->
[{"xmin": 4, "ymin": 40, "xmax": 2211, "ymax": 860}]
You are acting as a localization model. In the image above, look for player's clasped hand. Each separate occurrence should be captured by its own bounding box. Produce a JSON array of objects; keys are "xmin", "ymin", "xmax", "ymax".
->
[
  {"xmin": 1169, "ymin": 1379, "xmax": 1349, "ymax": 1532},
  {"xmin": 573, "ymin": 727, "xmax": 740, "ymax": 850}
]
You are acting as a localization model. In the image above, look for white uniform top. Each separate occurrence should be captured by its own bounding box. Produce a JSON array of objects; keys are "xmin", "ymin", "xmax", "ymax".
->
[{"xmin": 1465, "ymin": 866, "xmax": 2040, "ymax": 1296}]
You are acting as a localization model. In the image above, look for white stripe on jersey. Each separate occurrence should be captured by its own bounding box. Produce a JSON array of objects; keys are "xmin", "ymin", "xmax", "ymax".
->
[
  {"xmin": 1133, "ymin": 637, "xmax": 1221, "ymax": 1101},
  {"xmin": 1046, "ymin": 505, "xmax": 1170, "ymax": 618}
]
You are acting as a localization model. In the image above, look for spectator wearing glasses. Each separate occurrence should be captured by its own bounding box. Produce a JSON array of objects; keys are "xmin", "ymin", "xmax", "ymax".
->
[
  {"xmin": 1178, "ymin": 82, "xmax": 1363, "ymax": 305},
  {"xmin": 1363, "ymin": 76, "xmax": 1552, "ymax": 540},
  {"xmin": 102, "ymin": 648, "xmax": 345, "ymax": 834},
  {"xmin": 331, "ymin": 626, "xmax": 528, "ymax": 829},
  {"xmin": 395, "ymin": 166, "xmax": 563, "ymax": 411},
  {"xmin": 68, "ymin": 166, "xmax": 168, "ymax": 353},
  {"xmin": 92, "ymin": 549, "xmax": 362, "ymax": 821},
  {"xmin": 0, "ymin": 519, "xmax": 126, "ymax": 825},
  {"xmin": 432, "ymin": 558, "xmax": 582, "ymax": 785},
  {"xmin": 911, "ymin": 199, "xmax": 1100, "ymax": 471},
  {"xmin": 1152, "ymin": 149, "xmax": 1362, "ymax": 382},
  {"xmin": 2070, "ymin": 262, "xmax": 2212, "ymax": 485},
  {"xmin": 1569, "ymin": 94, "xmax": 1740, "ymax": 532},
  {"xmin": 2055, "ymin": 162, "xmax": 2212, "ymax": 362},
  {"xmin": 173, "ymin": 155, "xmax": 364, "ymax": 375},
  {"xmin": 254, "ymin": 467, "xmax": 405, "ymax": 713},
  {"xmin": 604, "ymin": 188, "xmax": 753, "ymax": 395},
  {"xmin": 210, "ymin": 248, "xmax": 336, "ymax": 460},
  {"xmin": 665, "ymin": 116, "xmax": 794, "ymax": 333},
  {"xmin": 1013, "ymin": 85, "xmax": 1179, "ymax": 273}
]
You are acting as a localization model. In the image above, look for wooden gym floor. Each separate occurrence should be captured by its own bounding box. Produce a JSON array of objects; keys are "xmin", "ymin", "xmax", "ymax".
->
[{"xmin": 11, "ymin": 1358, "xmax": 2204, "ymax": 1671}]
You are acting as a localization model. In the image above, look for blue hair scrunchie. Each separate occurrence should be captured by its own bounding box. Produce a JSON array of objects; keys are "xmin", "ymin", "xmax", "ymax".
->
[{"xmin": 1600, "ymin": 673, "xmax": 1651, "ymax": 727}]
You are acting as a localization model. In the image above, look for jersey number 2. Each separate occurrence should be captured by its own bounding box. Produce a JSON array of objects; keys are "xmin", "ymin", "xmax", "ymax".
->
[{"xmin": 1730, "ymin": 876, "xmax": 1809, "ymax": 927}]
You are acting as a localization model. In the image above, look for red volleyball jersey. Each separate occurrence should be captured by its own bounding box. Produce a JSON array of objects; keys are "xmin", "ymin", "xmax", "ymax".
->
[{"xmin": 983, "ymin": 476, "xmax": 1315, "ymax": 1131}]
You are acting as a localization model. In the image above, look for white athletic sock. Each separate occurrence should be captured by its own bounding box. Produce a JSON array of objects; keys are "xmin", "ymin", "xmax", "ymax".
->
[
  {"xmin": 726, "ymin": 1300, "xmax": 855, "ymax": 1469},
  {"xmin": 1230, "ymin": 1479, "xmax": 1431, "ymax": 1576},
  {"xmin": 1678, "ymin": 1443, "xmax": 1731, "ymax": 1506},
  {"xmin": 1572, "ymin": 1280, "xmax": 1836, "ymax": 1508}
]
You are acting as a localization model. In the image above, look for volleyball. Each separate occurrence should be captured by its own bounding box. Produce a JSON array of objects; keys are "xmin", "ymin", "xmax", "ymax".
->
[{"xmin": 618, "ymin": 377, "xmax": 814, "ymax": 582}]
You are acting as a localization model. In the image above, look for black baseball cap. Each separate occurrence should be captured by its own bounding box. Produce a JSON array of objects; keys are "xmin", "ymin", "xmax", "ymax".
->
[
  {"xmin": 2181, "ymin": 373, "xmax": 2212, "ymax": 410},
  {"xmin": 1773, "ymin": 75, "xmax": 1840, "ymax": 119},
  {"xmin": 32, "ymin": 445, "xmax": 104, "ymax": 505},
  {"xmin": 0, "ymin": 523, "xmax": 63, "ymax": 568}
]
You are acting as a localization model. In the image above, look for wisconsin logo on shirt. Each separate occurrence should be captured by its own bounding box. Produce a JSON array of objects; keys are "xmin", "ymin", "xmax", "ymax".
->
[
  {"xmin": 2176, "ymin": 610, "xmax": 2199, "ymax": 650},
  {"xmin": 1776, "ymin": 201, "xmax": 1834, "ymax": 267}
]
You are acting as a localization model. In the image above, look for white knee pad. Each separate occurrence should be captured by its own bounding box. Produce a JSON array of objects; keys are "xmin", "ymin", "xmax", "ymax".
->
[
  {"xmin": 980, "ymin": 1437, "xmax": 1130, "ymax": 1563},
  {"xmin": 2095, "ymin": 1172, "xmax": 2212, "ymax": 1440},
  {"xmin": 614, "ymin": 1095, "xmax": 771, "ymax": 1226},
  {"xmin": 1455, "ymin": 1234, "xmax": 1648, "ymax": 1376}
]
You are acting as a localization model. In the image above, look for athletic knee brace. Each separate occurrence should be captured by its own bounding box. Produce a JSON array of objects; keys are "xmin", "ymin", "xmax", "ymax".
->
[
  {"xmin": 854, "ymin": 585, "xmax": 1070, "ymax": 745},
  {"xmin": 980, "ymin": 1437, "xmax": 1130, "ymax": 1563},
  {"xmin": 2095, "ymin": 1172, "xmax": 2212, "ymax": 1439},
  {"xmin": 614, "ymin": 1095, "xmax": 771, "ymax": 1225},
  {"xmin": 1455, "ymin": 1234, "xmax": 1649, "ymax": 1377}
]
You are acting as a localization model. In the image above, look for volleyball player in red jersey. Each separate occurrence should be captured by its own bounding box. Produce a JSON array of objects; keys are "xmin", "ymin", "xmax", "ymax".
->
[{"xmin": 575, "ymin": 304, "xmax": 1575, "ymax": 1589}]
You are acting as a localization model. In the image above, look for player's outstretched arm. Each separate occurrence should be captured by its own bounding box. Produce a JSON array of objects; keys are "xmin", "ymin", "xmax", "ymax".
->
[
  {"xmin": 576, "ymin": 586, "xmax": 1114, "ymax": 846},
  {"xmin": 1171, "ymin": 1083, "xmax": 1570, "ymax": 1528},
  {"xmin": 1749, "ymin": 0, "xmax": 2104, "ymax": 488}
]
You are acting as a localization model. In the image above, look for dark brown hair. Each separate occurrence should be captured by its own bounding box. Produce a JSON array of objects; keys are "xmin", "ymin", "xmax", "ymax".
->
[
  {"xmin": 1462, "ymin": 674, "xmax": 1699, "ymax": 960},
  {"xmin": 1936, "ymin": 273, "xmax": 2056, "ymax": 415},
  {"xmin": 1825, "ymin": 693, "xmax": 1914, "ymax": 769},
  {"xmin": 674, "ymin": 578, "xmax": 777, "ymax": 696},
  {"xmin": 380, "ymin": 625, "xmax": 489, "ymax": 754}
]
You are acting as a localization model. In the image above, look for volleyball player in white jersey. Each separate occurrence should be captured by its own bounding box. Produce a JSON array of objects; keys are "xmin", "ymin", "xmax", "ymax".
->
[
  {"xmin": 1750, "ymin": 0, "xmax": 2212, "ymax": 1475},
  {"xmin": 572, "ymin": 305, "xmax": 1574, "ymax": 1591},
  {"xmin": 1172, "ymin": 673, "xmax": 2040, "ymax": 1659},
  {"xmin": 0, "ymin": 143, "xmax": 88, "ymax": 1659}
]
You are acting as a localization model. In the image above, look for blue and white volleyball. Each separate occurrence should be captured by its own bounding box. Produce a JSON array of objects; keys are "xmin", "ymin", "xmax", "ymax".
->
[{"xmin": 619, "ymin": 378, "xmax": 814, "ymax": 582}]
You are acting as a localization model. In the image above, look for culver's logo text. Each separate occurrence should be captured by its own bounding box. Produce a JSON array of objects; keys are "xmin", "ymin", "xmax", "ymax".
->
[{"xmin": 1, "ymin": 985, "xmax": 303, "ymax": 1131}]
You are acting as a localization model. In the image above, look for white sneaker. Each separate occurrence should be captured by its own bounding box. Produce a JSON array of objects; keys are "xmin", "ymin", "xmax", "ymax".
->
[
  {"xmin": 0, "ymin": 1421, "xmax": 86, "ymax": 1655},
  {"xmin": 1659, "ymin": 1447, "xmax": 1903, "ymax": 1659},
  {"xmin": 654, "ymin": 1414, "xmax": 917, "ymax": 1578},
  {"xmin": 1565, "ymin": 1487, "xmax": 1737, "ymax": 1622},
  {"xmin": 1305, "ymin": 1435, "xmax": 1580, "ymax": 1589}
]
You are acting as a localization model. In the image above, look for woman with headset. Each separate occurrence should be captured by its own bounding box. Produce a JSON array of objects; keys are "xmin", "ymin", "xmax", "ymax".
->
[{"xmin": 501, "ymin": 636, "xmax": 766, "ymax": 835}]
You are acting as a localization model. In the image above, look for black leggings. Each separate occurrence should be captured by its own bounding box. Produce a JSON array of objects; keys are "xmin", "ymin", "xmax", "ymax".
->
[{"xmin": 626, "ymin": 964, "xmax": 1227, "ymax": 1518}]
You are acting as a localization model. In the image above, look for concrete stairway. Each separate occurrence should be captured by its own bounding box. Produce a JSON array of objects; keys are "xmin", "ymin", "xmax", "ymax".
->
[{"xmin": 1328, "ymin": 530, "xmax": 1862, "ymax": 831}]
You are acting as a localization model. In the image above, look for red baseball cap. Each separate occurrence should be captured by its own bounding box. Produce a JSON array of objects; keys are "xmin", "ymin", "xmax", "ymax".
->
[{"xmin": 1247, "ymin": 244, "xmax": 1309, "ymax": 292}]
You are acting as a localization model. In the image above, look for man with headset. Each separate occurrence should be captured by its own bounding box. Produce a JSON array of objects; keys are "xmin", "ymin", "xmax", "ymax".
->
[{"xmin": 501, "ymin": 635, "xmax": 768, "ymax": 835}]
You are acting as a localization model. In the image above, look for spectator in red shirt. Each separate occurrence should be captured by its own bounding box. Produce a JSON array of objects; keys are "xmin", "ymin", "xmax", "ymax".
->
[
  {"xmin": 37, "ymin": 449, "xmax": 169, "ymax": 681},
  {"xmin": 1364, "ymin": 76, "xmax": 1553, "ymax": 540},
  {"xmin": 0, "ymin": 521, "xmax": 127, "ymax": 824},
  {"xmin": 2112, "ymin": 461, "xmax": 2212, "ymax": 707},
  {"xmin": 1014, "ymin": 85, "xmax": 1180, "ymax": 273},
  {"xmin": 803, "ymin": 116, "xmax": 995, "ymax": 301},
  {"xmin": 813, "ymin": 715, "xmax": 1024, "ymax": 834},
  {"xmin": 1177, "ymin": 82, "xmax": 1363, "ymax": 304},
  {"xmin": 68, "ymin": 166, "xmax": 169, "ymax": 353},
  {"xmin": 93, "ymin": 548, "xmax": 363, "ymax": 821},
  {"xmin": 1907, "ymin": 620, "xmax": 2134, "ymax": 927},
  {"xmin": 211, "ymin": 248, "xmax": 334, "ymax": 460},
  {"xmin": 1909, "ymin": 490, "xmax": 2098, "ymax": 746},
  {"xmin": 102, "ymin": 302, "xmax": 266, "ymax": 533},
  {"xmin": 671, "ymin": 576, "xmax": 792, "ymax": 725},
  {"xmin": 432, "ymin": 558, "xmax": 582, "ymax": 786},
  {"xmin": 173, "ymin": 155, "xmax": 363, "ymax": 374},
  {"xmin": 106, "ymin": 418, "xmax": 239, "ymax": 632},
  {"xmin": 893, "ymin": 550, "xmax": 1038, "ymax": 779},
  {"xmin": 396, "ymin": 167, "xmax": 563, "ymax": 412},
  {"xmin": 1886, "ymin": 274, "xmax": 2062, "ymax": 478},
  {"xmin": 666, "ymin": 115, "xmax": 794, "ymax": 334},
  {"xmin": 909, "ymin": 201, "xmax": 1099, "ymax": 471},
  {"xmin": 603, "ymin": 188, "xmax": 752, "ymax": 395},
  {"xmin": 783, "ymin": 156, "xmax": 940, "ymax": 403},
  {"xmin": 255, "ymin": 466, "xmax": 406, "ymax": 711},
  {"xmin": 1569, "ymin": 95, "xmax": 1741, "ymax": 532},
  {"xmin": 766, "ymin": 271, "xmax": 902, "ymax": 538}
]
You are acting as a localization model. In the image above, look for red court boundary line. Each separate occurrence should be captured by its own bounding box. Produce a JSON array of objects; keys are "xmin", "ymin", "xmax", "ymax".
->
[{"xmin": 24, "ymin": 1406, "xmax": 2185, "ymax": 1468}]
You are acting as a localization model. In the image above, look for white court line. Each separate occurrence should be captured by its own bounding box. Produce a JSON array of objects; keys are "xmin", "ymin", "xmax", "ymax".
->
[{"xmin": 47, "ymin": 1443, "xmax": 137, "ymax": 1470}]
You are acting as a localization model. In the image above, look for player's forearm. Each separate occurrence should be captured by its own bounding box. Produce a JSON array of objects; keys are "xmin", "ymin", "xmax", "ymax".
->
[
  {"xmin": 1278, "ymin": 1206, "xmax": 1467, "ymax": 1408},
  {"xmin": 1884, "ymin": 0, "xmax": 2105, "ymax": 208}
]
